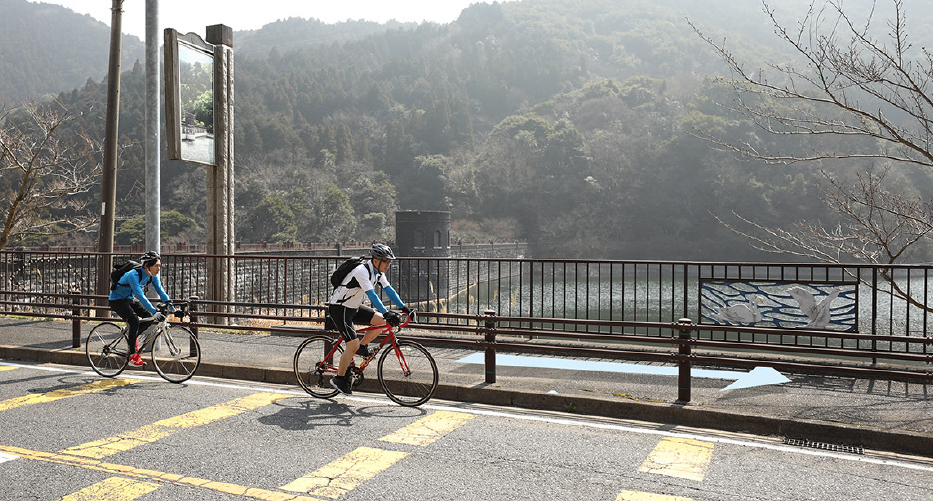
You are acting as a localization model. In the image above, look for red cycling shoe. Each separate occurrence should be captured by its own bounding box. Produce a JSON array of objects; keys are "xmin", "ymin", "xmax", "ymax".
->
[{"xmin": 127, "ymin": 353, "xmax": 145, "ymax": 367}]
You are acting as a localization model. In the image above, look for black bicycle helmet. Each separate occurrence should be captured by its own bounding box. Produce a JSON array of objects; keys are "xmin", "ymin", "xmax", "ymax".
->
[
  {"xmin": 140, "ymin": 250, "xmax": 161, "ymax": 267},
  {"xmin": 370, "ymin": 243, "xmax": 396, "ymax": 260}
]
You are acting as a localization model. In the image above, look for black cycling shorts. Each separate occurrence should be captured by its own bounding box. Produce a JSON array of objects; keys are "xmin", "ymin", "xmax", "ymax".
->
[{"xmin": 327, "ymin": 304, "xmax": 376, "ymax": 343}]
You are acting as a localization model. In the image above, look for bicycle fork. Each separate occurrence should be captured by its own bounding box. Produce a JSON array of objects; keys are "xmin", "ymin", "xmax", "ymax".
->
[{"xmin": 390, "ymin": 343, "xmax": 413, "ymax": 377}]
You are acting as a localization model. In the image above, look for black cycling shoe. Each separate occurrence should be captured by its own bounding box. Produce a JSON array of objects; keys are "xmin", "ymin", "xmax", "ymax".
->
[
  {"xmin": 356, "ymin": 344, "xmax": 373, "ymax": 358},
  {"xmin": 329, "ymin": 375, "xmax": 352, "ymax": 395}
]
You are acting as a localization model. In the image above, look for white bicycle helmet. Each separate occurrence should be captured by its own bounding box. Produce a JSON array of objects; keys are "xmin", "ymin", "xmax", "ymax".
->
[{"xmin": 370, "ymin": 243, "xmax": 395, "ymax": 260}]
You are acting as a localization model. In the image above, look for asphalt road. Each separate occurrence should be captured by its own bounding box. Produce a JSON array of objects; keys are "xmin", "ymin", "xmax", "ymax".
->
[{"xmin": 1, "ymin": 360, "xmax": 932, "ymax": 501}]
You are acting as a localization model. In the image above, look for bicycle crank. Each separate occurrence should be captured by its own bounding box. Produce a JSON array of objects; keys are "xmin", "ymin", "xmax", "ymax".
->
[{"xmin": 348, "ymin": 366, "xmax": 365, "ymax": 388}]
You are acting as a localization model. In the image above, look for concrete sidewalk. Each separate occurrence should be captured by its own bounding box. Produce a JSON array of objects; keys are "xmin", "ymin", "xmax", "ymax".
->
[{"xmin": 2, "ymin": 316, "xmax": 933, "ymax": 458}]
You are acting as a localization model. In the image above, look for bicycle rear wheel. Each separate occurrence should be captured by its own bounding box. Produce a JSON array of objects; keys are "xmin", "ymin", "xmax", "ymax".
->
[
  {"xmin": 294, "ymin": 336, "xmax": 342, "ymax": 398},
  {"xmin": 378, "ymin": 340, "xmax": 438, "ymax": 407},
  {"xmin": 86, "ymin": 322, "xmax": 128, "ymax": 377},
  {"xmin": 151, "ymin": 326, "xmax": 201, "ymax": 383}
]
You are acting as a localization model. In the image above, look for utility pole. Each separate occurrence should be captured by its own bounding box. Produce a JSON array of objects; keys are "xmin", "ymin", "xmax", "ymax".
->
[
  {"xmin": 96, "ymin": 0, "xmax": 124, "ymax": 306},
  {"xmin": 145, "ymin": 0, "xmax": 161, "ymax": 253}
]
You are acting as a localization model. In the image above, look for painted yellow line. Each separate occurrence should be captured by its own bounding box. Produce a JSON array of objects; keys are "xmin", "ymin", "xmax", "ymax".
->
[
  {"xmin": 59, "ymin": 392, "xmax": 290, "ymax": 459},
  {"xmin": 639, "ymin": 437, "xmax": 714, "ymax": 482},
  {"xmin": 617, "ymin": 489, "xmax": 693, "ymax": 501},
  {"xmin": 0, "ymin": 444, "xmax": 323, "ymax": 501},
  {"xmin": 0, "ymin": 366, "xmax": 18, "ymax": 372},
  {"xmin": 379, "ymin": 410, "xmax": 475, "ymax": 446},
  {"xmin": 280, "ymin": 446, "xmax": 408, "ymax": 498},
  {"xmin": 59, "ymin": 476, "xmax": 159, "ymax": 501},
  {"xmin": 0, "ymin": 378, "xmax": 139, "ymax": 412}
]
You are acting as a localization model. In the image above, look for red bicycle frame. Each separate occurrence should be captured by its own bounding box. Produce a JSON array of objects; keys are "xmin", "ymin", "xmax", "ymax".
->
[{"xmin": 318, "ymin": 312, "xmax": 413, "ymax": 374}]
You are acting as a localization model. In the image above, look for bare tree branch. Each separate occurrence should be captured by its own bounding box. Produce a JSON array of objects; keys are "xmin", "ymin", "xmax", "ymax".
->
[
  {"xmin": 689, "ymin": 0, "xmax": 933, "ymax": 166},
  {"xmin": 0, "ymin": 102, "xmax": 101, "ymax": 248}
]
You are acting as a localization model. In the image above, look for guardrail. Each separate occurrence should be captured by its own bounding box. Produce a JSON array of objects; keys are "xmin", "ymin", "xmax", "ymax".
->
[
  {"xmin": 5, "ymin": 251, "xmax": 933, "ymax": 352},
  {"xmin": 1, "ymin": 289, "xmax": 931, "ymax": 402}
]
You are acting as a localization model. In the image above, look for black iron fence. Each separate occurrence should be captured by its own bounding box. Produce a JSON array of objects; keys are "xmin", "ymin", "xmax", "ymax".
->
[
  {"xmin": 3, "ymin": 249, "xmax": 933, "ymax": 389},
  {"xmin": 3, "ymin": 250, "xmax": 933, "ymax": 357}
]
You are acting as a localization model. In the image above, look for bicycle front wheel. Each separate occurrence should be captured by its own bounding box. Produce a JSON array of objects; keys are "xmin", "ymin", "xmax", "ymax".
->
[
  {"xmin": 86, "ymin": 322, "xmax": 128, "ymax": 377},
  {"xmin": 151, "ymin": 326, "xmax": 201, "ymax": 383},
  {"xmin": 378, "ymin": 340, "xmax": 438, "ymax": 407},
  {"xmin": 293, "ymin": 336, "xmax": 342, "ymax": 398}
]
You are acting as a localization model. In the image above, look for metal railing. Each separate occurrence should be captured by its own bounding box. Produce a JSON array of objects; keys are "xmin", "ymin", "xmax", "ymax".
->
[
  {"xmin": 3, "ymin": 250, "xmax": 933, "ymax": 358},
  {"xmin": 1, "ymin": 289, "xmax": 931, "ymax": 404}
]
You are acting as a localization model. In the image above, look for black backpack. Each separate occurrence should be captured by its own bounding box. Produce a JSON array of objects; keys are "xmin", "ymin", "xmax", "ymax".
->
[
  {"xmin": 109, "ymin": 260, "xmax": 145, "ymax": 291},
  {"xmin": 330, "ymin": 256, "xmax": 367, "ymax": 289}
]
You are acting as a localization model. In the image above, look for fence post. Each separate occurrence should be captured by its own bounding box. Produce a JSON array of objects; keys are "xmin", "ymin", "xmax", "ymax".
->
[
  {"xmin": 188, "ymin": 295, "xmax": 200, "ymax": 357},
  {"xmin": 71, "ymin": 288, "xmax": 82, "ymax": 348},
  {"xmin": 676, "ymin": 318, "xmax": 694, "ymax": 403},
  {"xmin": 484, "ymin": 309, "xmax": 497, "ymax": 384},
  {"xmin": 187, "ymin": 295, "xmax": 200, "ymax": 336}
]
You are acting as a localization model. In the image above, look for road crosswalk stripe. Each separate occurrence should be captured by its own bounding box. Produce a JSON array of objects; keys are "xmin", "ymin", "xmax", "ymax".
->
[
  {"xmin": 59, "ymin": 476, "xmax": 160, "ymax": 501},
  {"xmin": 58, "ymin": 392, "xmax": 290, "ymax": 459},
  {"xmin": 638, "ymin": 437, "xmax": 714, "ymax": 482},
  {"xmin": 280, "ymin": 446, "xmax": 408, "ymax": 498},
  {"xmin": 616, "ymin": 490, "xmax": 693, "ymax": 501},
  {"xmin": 0, "ymin": 378, "xmax": 139, "ymax": 412},
  {"xmin": 0, "ymin": 443, "xmax": 323, "ymax": 501},
  {"xmin": 379, "ymin": 410, "xmax": 475, "ymax": 446}
]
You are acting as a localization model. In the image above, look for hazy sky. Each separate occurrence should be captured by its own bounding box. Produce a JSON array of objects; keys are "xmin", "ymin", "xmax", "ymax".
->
[{"xmin": 36, "ymin": 0, "xmax": 507, "ymax": 40}]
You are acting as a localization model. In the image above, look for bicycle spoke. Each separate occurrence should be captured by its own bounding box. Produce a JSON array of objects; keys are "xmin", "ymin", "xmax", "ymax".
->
[
  {"xmin": 151, "ymin": 326, "xmax": 200, "ymax": 383},
  {"xmin": 378, "ymin": 340, "xmax": 438, "ymax": 406},
  {"xmin": 86, "ymin": 322, "xmax": 128, "ymax": 378},
  {"xmin": 293, "ymin": 336, "xmax": 342, "ymax": 398}
]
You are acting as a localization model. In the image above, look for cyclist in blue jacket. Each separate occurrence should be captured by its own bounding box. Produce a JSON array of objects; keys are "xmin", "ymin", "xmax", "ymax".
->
[
  {"xmin": 328, "ymin": 243, "xmax": 414, "ymax": 394},
  {"xmin": 109, "ymin": 251, "xmax": 173, "ymax": 367}
]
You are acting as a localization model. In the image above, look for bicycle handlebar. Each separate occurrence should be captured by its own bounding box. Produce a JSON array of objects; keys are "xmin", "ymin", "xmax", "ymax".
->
[
  {"xmin": 357, "ymin": 310, "xmax": 413, "ymax": 332},
  {"xmin": 140, "ymin": 301, "xmax": 190, "ymax": 323}
]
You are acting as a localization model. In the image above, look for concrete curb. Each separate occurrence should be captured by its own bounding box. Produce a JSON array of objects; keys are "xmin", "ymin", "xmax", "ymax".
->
[{"xmin": 3, "ymin": 344, "xmax": 932, "ymax": 458}]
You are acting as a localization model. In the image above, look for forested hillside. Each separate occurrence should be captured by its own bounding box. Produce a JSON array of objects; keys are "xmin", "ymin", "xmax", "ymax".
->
[
  {"xmin": 234, "ymin": 17, "xmax": 418, "ymax": 58},
  {"xmin": 7, "ymin": 0, "xmax": 933, "ymax": 261},
  {"xmin": 0, "ymin": 0, "xmax": 145, "ymax": 104}
]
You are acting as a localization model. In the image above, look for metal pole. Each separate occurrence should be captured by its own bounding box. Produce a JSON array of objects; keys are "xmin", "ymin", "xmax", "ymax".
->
[
  {"xmin": 188, "ymin": 295, "xmax": 199, "ymax": 357},
  {"xmin": 71, "ymin": 289, "xmax": 82, "ymax": 348},
  {"xmin": 484, "ymin": 309, "xmax": 497, "ymax": 384},
  {"xmin": 145, "ymin": 0, "xmax": 160, "ymax": 252},
  {"xmin": 676, "ymin": 318, "xmax": 693, "ymax": 403},
  {"xmin": 96, "ymin": 0, "xmax": 124, "ymax": 306}
]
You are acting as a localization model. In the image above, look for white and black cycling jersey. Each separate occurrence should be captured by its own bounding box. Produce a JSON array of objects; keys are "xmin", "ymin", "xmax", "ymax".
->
[{"xmin": 328, "ymin": 259, "xmax": 390, "ymax": 309}]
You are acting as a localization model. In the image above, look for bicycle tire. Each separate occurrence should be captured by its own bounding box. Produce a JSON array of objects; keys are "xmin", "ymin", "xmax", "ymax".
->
[
  {"xmin": 294, "ymin": 335, "xmax": 342, "ymax": 398},
  {"xmin": 86, "ymin": 322, "xmax": 128, "ymax": 377},
  {"xmin": 378, "ymin": 340, "xmax": 438, "ymax": 407},
  {"xmin": 151, "ymin": 325, "xmax": 201, "ymax": 383}
]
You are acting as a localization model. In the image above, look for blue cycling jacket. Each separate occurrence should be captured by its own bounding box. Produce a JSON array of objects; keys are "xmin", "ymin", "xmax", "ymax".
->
[{"xmin": 108, "ymin": 267, "xmax": 170, "ymax": 314}]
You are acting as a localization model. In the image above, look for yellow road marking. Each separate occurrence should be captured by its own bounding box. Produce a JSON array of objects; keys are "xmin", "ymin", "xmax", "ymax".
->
[
  {"xmin": 280, "ymin": 446, "xmax": 408, "ymax": 498},
  {"xmin": 0, "ymin": 444, "xmax": 322, "ymax": 501},
  {"xmin": 379, "ymin": 410, "xmax": 475, "ymax": 446},
  {"xmin": 639, "ymin": 437, "xmax": 714, "ymax": 481},
  {"xmin": 0, "ymin": 378, "xmax": 139, "ymax": 412},
  {"xmin": 617, "ymin": 490, "xmax": 693, "ymax": 501},
  {"xmin": 59, "ymin": 476, "xmax": 159, "ymax": 501},
  {"xmin": 0, "ymin": 366, "xmax": 18, "ymax": 372},
  {"xmin": 58, "ymin": 392, "xmax": 290, "ymax": 459}
]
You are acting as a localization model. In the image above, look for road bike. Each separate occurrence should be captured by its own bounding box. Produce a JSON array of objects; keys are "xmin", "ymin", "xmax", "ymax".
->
[
  {"xmin": 293, "ymin": 311, "xmax": 438, "ymax": 406},
  {"xmin": 85, "ymin": 301, "xmax": 201, "ymax": 383}
]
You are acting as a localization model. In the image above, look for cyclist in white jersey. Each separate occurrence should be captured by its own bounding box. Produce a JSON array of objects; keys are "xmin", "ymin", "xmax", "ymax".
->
[{"xmin": 328, "ymin": 243, "xmax": 414, "ymax": 395}]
